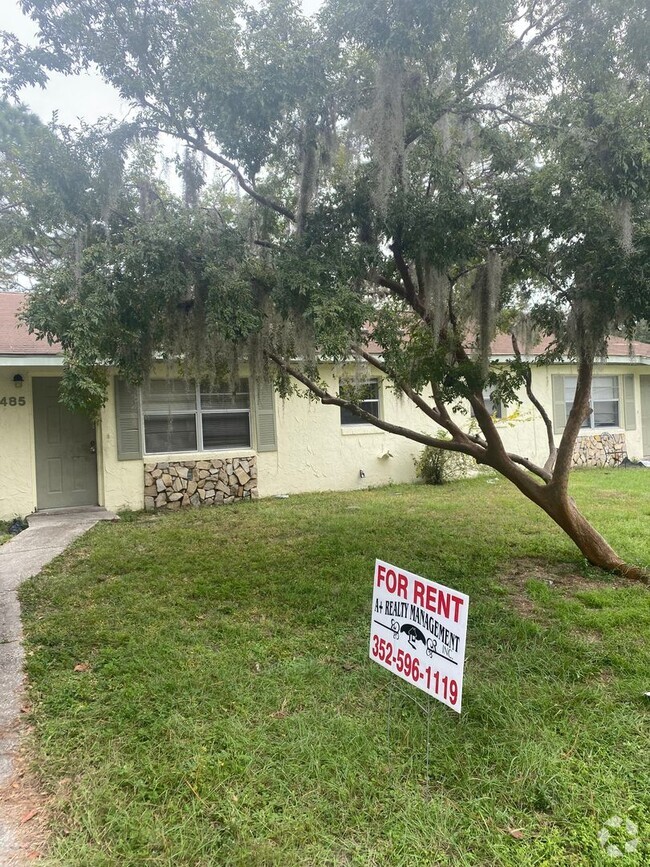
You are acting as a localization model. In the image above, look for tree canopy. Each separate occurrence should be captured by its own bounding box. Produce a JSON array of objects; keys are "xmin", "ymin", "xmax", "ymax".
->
[{"xmin": 1, "ymin": 0, "xmax": 649, "ymax": 579}]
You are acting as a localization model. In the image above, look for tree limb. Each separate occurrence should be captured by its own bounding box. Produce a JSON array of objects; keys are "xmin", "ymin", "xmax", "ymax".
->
[
  {"xmin": 162, "ymin": 127, "xmax": 296, "ymax": 223},
  {"xmin": 265, "ymin": 349, "xmax": 482, "ymax": 459},
  {"xmin": 551, "ymin": 353, "xmax": 592, "ymax": 493},
  {"xmin": 511, "ymin": 332, "xmax": 557, "ymax": 473},
  {"xmin": 456, "ymin": 11, "xmax": 570, "ymax": 103},
  {"xmin": 352, "ymin": 345, "xmax": 446, "ymax": 428},
  {"xmin": 453, "ymin": 103, "xmax": 544, "ymax": 130},
  {"xmin": 389, "ymin": 241, "xmax": 418, "ymax": 301}
]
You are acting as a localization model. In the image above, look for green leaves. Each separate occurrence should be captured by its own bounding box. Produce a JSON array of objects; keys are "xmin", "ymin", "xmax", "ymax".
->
[{"xmin": 0, "ymin": 0, "xmax": 648, "ymax": 416}]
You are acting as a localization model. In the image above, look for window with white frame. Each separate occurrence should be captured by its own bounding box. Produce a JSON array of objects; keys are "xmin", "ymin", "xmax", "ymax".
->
[
  {"xmin": 470, "ymin": 389, "xmax": 503, "ymax": 419},
  {"xmin": 200, "ymin": 379, "xmax": 251, "ymax": 448},
  {"xmin": 340, "ymin": 379, "xmax": 380, "ymax": 425},
  {"xmin": 564, "ymin": 375, "xmax": 620, "ymax": 428},
  {"xmin": 141, "ymin": 379, "xmax": 251, "ymax": 453}
]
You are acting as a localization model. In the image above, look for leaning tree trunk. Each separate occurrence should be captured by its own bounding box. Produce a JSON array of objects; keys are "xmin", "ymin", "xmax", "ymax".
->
[
  {"xmin": 490, "ymin": 347, "xmax": 649, "ymax": 584},
  {"xmin": 541, "ymin": 492, "xmax": 648, "ymax": 582},
  {"xmin": 495, "ymin": 457, "xmax": 649, "ymax": 583}
]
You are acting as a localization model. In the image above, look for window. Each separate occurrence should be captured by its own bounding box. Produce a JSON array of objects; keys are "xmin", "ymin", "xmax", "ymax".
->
[
  {"xmin": 141, "ymin": 378, "xmax": 251, "ymax": 454},
  {"xmin": 142, "ymin": 380, "xmax": 197, "ymax": 453},
  {"xmin": 340, "ymin": 379, "xmax": 380, "ymax": 425},
  {"xmin": 200, "ymin": 379, "xmax": 251, "ymax": 449},
  {"xmin": 483, "ymin": 391, "xmax": 503, "ymax": 419},
  {"xmin": 470, "ymin": 389, "xmax": 503, "ymax": 419},
  {"xmin": 564, "ymin": 376, "xmax": 619, "ymax": 428}
]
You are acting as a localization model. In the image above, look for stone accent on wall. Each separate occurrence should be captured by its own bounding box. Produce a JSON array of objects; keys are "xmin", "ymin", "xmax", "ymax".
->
[
  {"xmin": 571, "ymin": 432, "xmax": 627, "ymax": 468},
  {"xmin": 144, "ymin": 457, "xmax": 258, "ymax": 511}
]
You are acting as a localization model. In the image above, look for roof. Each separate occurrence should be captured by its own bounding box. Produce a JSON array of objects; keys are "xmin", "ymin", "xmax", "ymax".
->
[
  {"xmin": 2, "ymin": 291, "xmax": 649, "ymax": 363},
  {"xmin": 490, "ymin": 332, "xmax": 650, "ymax": 360},
  {"xmin": 0, "ymin": 292, "xmax": 61, "ymax": 356}
]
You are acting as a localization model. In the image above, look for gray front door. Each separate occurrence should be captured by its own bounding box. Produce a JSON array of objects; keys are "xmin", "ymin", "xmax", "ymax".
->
[
  {"xmin": 642, "ymin": 376, "xmax": 650, "ymax": 459},
  {"xmin": 33, "ymin": 378, "xmax": 98, "ymax": 510}
]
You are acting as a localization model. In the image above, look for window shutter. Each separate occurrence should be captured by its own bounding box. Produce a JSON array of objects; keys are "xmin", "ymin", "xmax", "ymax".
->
[
  {"xmin": 115, "ymin": 377, "xmax": 142, "ymax": 460},
  {"xmin": 551, "ymin": 375, "xmax": 567, "ymax": 433},
  {"xmin": 254, "ymin": 379, "xmax": 277, "ymax": 452},
  {"xmin": 623, "ymin": 374, "xmax": 636, "ymax": 430}
]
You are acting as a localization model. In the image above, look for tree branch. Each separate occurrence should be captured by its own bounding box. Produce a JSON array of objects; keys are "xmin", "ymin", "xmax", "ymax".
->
[
  {"xmin": 352, "ymin": 345, "xmax": 445, "ymax": 428},
  {"xmin": 505, "ymin": 451, "xmax": 552, "ymax": 482},
  {"xmin": 511, "ymin": 332, "xmax": 557, "ymax": 473},
  {"xmin": 551, "ymin": 353, "xmax": 592, "ymax": 492},
  {"xmin": 454, "ymin": 103, "xmax": 544, "ymax": 130},
  {"xmin": 389, "ymin": 242, "xmax": 418, "ymax": 301},
  {"xmin": 353, "ymin": 345, "xmax": 551, "ymax": 483},
  {"xmin": 264, "ymin": 349, "xmax": 482, "ymax": 459},
  {"xmin": 456, "ymin": 11, "xmax": 570, "ymax": 103},
  {"xmin": 161, "ymin": 127, "xmax": 296, "ymax": 222}
]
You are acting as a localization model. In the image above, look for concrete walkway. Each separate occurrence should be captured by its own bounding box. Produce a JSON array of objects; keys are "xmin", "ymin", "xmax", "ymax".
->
[{"xmin": 0, "ymin": 508, "xmax": 117, "ymax": 866}]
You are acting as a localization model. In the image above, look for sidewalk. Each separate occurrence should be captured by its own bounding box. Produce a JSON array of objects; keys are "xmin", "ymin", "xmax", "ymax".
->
[{"xmin": 0, "ymin": 508, "xmax": 117, "ymax": 866}]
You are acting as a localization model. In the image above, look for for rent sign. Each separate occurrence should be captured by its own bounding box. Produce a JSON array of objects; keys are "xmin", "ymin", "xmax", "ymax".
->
[{"xmin": 369, "ymin": 560, "xmax": 469, "ymax": 712}]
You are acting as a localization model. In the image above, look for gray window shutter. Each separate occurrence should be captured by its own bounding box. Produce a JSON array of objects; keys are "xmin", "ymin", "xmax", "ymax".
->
[
  {"xmin": 623, "ymin": 374, "xmax": 636, "ymax": 430},
  {"xmin": 115, "ymin": 377, "xmax": 142, "ymax": 460},
  {"xmin": 254, "ymin": 379, "xmax": 277, "ymax": 452},
  {"xmin": 551, "ymin": 375, "xmax": 567, "ymax": 433}
]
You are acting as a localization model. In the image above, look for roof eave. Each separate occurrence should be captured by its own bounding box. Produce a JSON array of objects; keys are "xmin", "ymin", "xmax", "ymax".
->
[
  {"xmin": 0, "ymin": 354, "xmax": 64, "ymax": 367},
  {"xmin": 491, "ymin": 354, "xmax": 650, "ymax": 366}
]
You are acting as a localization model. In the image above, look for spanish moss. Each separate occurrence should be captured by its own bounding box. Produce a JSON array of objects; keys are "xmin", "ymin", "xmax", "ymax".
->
[
  {"xmin": 474, "ymin": 250, "xmax": 502, "ymax": 375},
  {"xmin": 615, "ymin": 197, "xmax": 633, "ymax": 254},
  {"xmin": 365, "ymin": 51, "xmax": 406, "ymax": 214},
  {"xmin": 296, "ymin": 121, "xmax": 320, "ymax": 235},
  {"xmin": 422, "ymin": 262, "xmax": 449, "ymax": 346}
]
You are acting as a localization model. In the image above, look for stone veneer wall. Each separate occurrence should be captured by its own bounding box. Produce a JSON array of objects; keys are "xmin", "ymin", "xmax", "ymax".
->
[
  {"xmin": 571, "ymin": 432, "xmax": 627, "ymax": 468},
  {"xmin": 144, "ymin": 456, "xmax": 258, "ymax": 511}
]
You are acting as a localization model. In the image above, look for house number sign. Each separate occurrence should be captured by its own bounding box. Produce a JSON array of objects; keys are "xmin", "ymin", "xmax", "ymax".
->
[{"xmin": 0, "ymin": 396, "xmax": 26, "ymax": 407}]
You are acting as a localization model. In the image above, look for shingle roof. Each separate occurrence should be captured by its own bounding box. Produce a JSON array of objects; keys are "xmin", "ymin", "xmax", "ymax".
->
[
  {"xmin": 2, "ymin": 292, "xmax": 649, "ymax": 362},
  {"xmin": 489, "ymin": 331, "xmax": 650, "ymax": 359},
  {"xmin": 0, "ymin": 292, "xmax": 61, "ymax": 355}
]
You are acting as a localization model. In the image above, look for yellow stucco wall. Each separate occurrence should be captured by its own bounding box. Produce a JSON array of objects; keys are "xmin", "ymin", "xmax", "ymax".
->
[
  {"xmin": 257, "ymin": 368, "xmax": 435, "ymax": 496},
  {"xmin": 260, "ymin": 362, "xmax": 649, "ymax": 495},
  {"xmin": 97, "ymin": 361, "xmax": 650, "ymax": 512},
  {"xmin": 0, "ymin": 367, "xmax": 38, "ymax": 519},
  {"xmin": 1, "ymin": 360, "xmax": 648, "ymax": 520},
  {"xmin": 97, "ymin": 382, "xmax": 146, "ymax": 514}
]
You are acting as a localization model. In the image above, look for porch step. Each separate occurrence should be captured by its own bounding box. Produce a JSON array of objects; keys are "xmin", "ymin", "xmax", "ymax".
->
[{"xmin": 28, "ymin": 506, "xmax": 119, "ymax": 525}]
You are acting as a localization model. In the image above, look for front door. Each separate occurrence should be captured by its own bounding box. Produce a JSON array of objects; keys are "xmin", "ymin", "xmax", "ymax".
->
[
  {"xmin": 642, "ymin": 376, "xmax": 650, "ymax": 459},
  {"xmin": 32, "ymin": 378, "xmax": 98, "ymax": 510}
]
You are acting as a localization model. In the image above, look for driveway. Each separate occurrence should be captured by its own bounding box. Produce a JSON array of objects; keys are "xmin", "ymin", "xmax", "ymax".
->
[{"xmin": 0, "ymin": 508, "xmax": 117, "ymax": 866}]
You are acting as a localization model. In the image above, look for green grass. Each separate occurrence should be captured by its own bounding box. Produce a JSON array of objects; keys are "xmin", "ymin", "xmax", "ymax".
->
[{"xmin": 20, "ymin": 469, "xmax": 650, "ymax": 866}]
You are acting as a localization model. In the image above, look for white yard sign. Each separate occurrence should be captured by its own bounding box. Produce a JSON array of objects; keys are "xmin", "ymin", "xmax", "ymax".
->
[{"xmin": 369, "ymin": 559, "xmax": 469, "ymax": 712}]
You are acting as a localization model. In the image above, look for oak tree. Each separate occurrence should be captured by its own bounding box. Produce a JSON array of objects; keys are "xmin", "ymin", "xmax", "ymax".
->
[{"xmin": 1, "ymin": 0, "xmax": 649, "ymax": 579}]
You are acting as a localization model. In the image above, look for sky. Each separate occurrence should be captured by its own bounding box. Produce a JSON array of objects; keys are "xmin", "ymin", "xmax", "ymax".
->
[
  {"xmin": 3, "ymin": 2, "xmax": 127, "ymax": 124},
  {"xmin": 2, "ymin": 0, "xmax": 323, "ymax": 126}
]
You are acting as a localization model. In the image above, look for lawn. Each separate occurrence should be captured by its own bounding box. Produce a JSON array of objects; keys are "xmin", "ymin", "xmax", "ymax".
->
[{"xmin": 20, "ymin": 469, "xmax": 650, "ymax": 866}]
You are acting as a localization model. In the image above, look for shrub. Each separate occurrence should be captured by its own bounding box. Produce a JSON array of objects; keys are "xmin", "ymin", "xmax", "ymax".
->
[{"xmin": 414, "ymin": 436, "xmax": 470, "ymax": 485}]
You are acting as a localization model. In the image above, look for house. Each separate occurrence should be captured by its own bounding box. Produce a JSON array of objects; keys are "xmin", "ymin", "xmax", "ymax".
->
[{"xmin": 1, "ymin": 291, "xmax": 649, "ymax": 520}]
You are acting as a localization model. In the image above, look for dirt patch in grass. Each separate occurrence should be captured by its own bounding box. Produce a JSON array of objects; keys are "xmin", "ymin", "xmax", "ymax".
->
[
  {"xmin": 0, "ymin": 735, "xmax": 50, "ymax": 864},
  {"xmin": 506, "ymin": 557, "xmax": 624, "ymax": 592},
  {"xmin": 589, "ymin": 667, "xmax": 615, "ymax": 686},
  {"xmin": 500, "ymin": 557, "xmax": 626, "ymax": 619}
]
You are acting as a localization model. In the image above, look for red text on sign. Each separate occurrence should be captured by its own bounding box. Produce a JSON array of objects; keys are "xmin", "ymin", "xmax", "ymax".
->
[
  {"xmin": 371, "ymin": 636, "xmax": 458, "ymax": 705},
  {"xmin": 375, "ymin": 563, "xmax": 409, "ymax": 599},
  {"xmin": 412, "ymin": 580, "xmax": 465, "ymax": 623}
]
